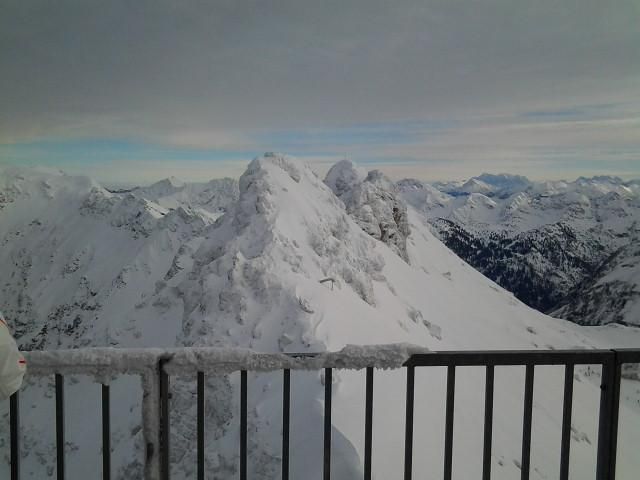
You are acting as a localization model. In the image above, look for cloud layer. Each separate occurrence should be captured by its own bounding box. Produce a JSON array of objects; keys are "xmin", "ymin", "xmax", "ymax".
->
[{"xmin": 1, "ymin": 0, "xmax": 639, "ymax": 181}]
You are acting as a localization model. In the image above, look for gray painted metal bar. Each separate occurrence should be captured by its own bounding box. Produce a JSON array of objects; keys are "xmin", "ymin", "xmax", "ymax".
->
[
  {"xmin": 55, "ymin": 374, "xmax": 65, "ymax": 480},
  {"xmin": 197, "ymin": 372, "xmax": 205, "ymax": 480},
  {"xmin": 102, "ymin": 384, "xmax": 111, "ymax": 480},
  {"xmin": 608, "ymin": 361, "xmax": 622, "ymax": 480},
  {"xmin": 596, "ymin": 352, "xmax": 621, "ymax": 480},
  {"xmin": 282, "ymin": 369, "xmax": 291, "ymax": 480},
  {"xmin": 596, "ymin": 353, "xmax": 614, "ymax": 480},
  {"xmin": 559, "ymin": 364, "xmax": 574, "ymax": 480},
  {"xmin": 364, "ymin": 367, "xmax": 374, "ymax": 480},
  {"xmin": 324, "ymin": 368, "xmax": 333, "ymax": 480},
  {"xmin": 240, "ymin": 370, "xmax": 247, "ymax": 480},
  {"xmin": 443, "ymin": 366, "xmax": 456, "ymax": 480},
  {"xmin": 10, "ymin": 392, "xmax": 19, "ymax": 480},
  {"xmin": 614, "ymin": 349, "xmax": 640, "ymax": 363},
  {"xmin": 520, "ymin": 365, "xmax": 534, "ymax": 480},
  {"xmin": 482, "ymin": 365, "xmax": 494, "ymax": 480},
  {"xmin": 21, "ymin": 347, "xmax": 636, "ymax": 373},
  {"xmin": 405, "ymin": 350, "xmax": 616, "ymax": 367},
  {"xmin": 404, "ymin": 366, "xmax": 415, "ymax": 480},
  {"xmin": 159, "ymin": 363, "xmax": 170, "ymax": 480}
]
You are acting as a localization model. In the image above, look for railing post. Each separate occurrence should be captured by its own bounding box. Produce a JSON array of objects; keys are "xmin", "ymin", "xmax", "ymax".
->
[
  {"xmin": 240, "ymin": 370, "xmax": 248, "ymax": 480},
  {"xmin": 404, "ymin": 366, "xmax": 415, "ymax": 480},
  {"xmin": 10, "ymin": 392, "xmax": 19, "ymax": 480},
  {"xmin": 197, "ymin": 372, "xmax": 205, "ymax": 480},
  {"xmin": 596, "ymin": 351, "xmax": 621, "ymax": 480},
  {"xmin": 142, "ymin": 370, "xmax": 161, "ymax": 480},
  {"xmin": 282, "ymin": 369, "xmax": 291, "ymax": 480},
  {"xmin": 521, "ymin": 364, "xmax": 534, "ymax": 480},
  {"xmin": 559, "ymin": 364, "xmax": 574, "ymax": 480},
  {"xmin": 363, "ymin": 367, "xmax": 374, "ymax": 480},
  {"xmin": 482, "ymin": 365, "xmax": 494, "ymax": 480},
  {"xmin": 323, "ymin": 368, "xmax": 333, "ymax": 480},
  {"xmin": 158, "ymin": 358, "xmax": 171, "ymax": 480},
  {"xmin": 55, "ymin": 374, "xmax": 65, "ymax": 480},
  {"xmin": 443, "ymin": 365, "xmax": 456, "ymax": 480},
  {"xmin": 102, "ymin": 384, "xmax": 111, "ymax": 480}
]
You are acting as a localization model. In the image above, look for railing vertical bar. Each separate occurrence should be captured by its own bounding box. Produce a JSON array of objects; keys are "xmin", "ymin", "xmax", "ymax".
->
[
  {"xmin": 404, "ymin": 365, "xmax": 415, "ymax": 480},
  {"xmin": 324, "ymin": 368, "xmax": 333, "ymax": 480},
  {"xmin": 102, "ymin": 384, "xmax": 111, "ymax": 480},
  {"xmin": 559, "ymin": 364, "xmax": 574, "ymax": 480},
  {"xmin": 282, "ymin": 369, "xmax": 291, "ymax": 480},
  {"xmin": 364, "ymin": 367, "xmax": 374, "ymax": 480},
  {"xmin": 608, "ymin": 361, "xmax": 622, "ymax": 480},
  {"xmin": 159, "ymin": 362, "xmax": 170, "ymax": 480},
  {"xmin": 596, "ymin": 354, "xmax": 613, "ymax": 480},
  {"xmin": 521, "ymin": 365, "xmax": 534, "ymax": 480},
  {"xmin": 443, "ymin": 365, "xmax": 456, "ymax": 480},
  {"xmin": 55, "ymin": 373, "xmax": 65, "ymax": 480},
  {"xmin": 482, "ymin": 365, "xmax": 494, "ymax": 480},
  {"xmin": 197, "ymin": 372, "xmax": 205, "ymax": 480},
  {"xmin": 240, "ymin": 370, "xmax": 247, "ymax": 480},
  {"xmin": 10, "ymin": 392, "xmax": 19, "ymax": 480},
  {"xmin": 596, "ymin": 352, "xmax": 621, "ymax": 480}
]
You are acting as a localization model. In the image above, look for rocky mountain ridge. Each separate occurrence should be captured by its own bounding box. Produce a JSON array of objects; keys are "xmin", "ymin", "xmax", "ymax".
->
[{"xmin": 398, "ymin": 172, "xmax": 640, "ymax": 325}]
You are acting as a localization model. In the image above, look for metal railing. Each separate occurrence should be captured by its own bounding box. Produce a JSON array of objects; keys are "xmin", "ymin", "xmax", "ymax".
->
[{"xmin": 5, "ymin": 347, "xmax": 640, "ymax": 480}]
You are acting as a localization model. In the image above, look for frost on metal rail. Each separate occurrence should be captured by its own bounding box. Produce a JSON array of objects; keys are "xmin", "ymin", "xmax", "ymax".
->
[{"xmin": 5, "ymin": 346, "xmax": 640, "ymax": 480}]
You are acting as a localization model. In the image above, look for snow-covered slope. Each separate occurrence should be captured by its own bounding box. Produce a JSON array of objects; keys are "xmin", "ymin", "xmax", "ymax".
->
[
  {"xmin": 398, "ymin": 173, "xmax": 640, "ymax": 324},
  {"xmin": 1, "ymin": 157, "xmax": 639, "ymax": 479},
  {"xmin": 0, "ymin": 167, "xmax": 216, "ymax": 351}
]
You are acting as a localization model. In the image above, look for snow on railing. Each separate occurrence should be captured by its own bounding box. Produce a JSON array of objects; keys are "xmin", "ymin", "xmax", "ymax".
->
[
  {"xmin": 18, "ymin": 344, "xmax": 427, "ymax": 480},
  {"xmin": 23, "ymin": 344, "xmax": 428, "ymax": 377}
]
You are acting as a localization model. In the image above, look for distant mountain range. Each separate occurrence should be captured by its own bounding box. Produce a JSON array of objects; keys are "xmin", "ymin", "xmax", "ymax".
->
[
  {"xmin": 397, "ymin": 173, "xmax": 640, "ymax": 326},
  {"xmin": 2, "ymin": 157, "xmax": 639, "ymax": 478}
]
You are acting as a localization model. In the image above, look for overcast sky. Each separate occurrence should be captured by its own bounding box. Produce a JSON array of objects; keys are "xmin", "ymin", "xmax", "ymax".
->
[{"xmin": 1, "ymin": 0, "xmax": 639, "ymax": 184}]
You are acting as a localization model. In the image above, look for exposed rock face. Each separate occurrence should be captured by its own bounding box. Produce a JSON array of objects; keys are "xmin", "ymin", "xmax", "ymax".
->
[
  {"xmin": 431, "ymin": 218, "xmax": 606, "ymax": 313},
  {"xmin": 398, "ymin": 173, "xmax": 640, "ymax": 325},
  {"xmin": 553, "ymin": 241, "xmax": 640, "ymax": 326},
  {"xmin": 324, "ymin": 159, "xmax": 367, "ymax": 198},
  {"xmin": 325, "ymin": 162, "xmax": 411, "ymax": 262}
]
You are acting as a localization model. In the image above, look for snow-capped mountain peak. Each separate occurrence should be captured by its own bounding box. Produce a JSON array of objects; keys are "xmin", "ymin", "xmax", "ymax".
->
[
  {"xmin": 323, "ymin": 159, "xmax": 367, "ymax": 200},
  {"xmin": 324, "ymin": 161, "xmax": 411, "ymax": 261},
  {"xmin": 459, "ymin": 177, "xmax": 494, "ymax": 195},
  {"xmin": 476, "ymin": 172, "xmax": 532, "ymax": 193},
  {"xmin": 137, "ymin": 176, "xmax": 186, "ymax": 197}
]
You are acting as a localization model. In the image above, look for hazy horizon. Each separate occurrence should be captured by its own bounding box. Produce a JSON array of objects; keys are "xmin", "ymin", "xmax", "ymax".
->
[{"xmin": 3, "ymin": 156, "xmax": 639, "ymax": 189}]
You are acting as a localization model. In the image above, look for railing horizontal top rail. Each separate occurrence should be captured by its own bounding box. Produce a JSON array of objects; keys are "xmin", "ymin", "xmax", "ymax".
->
[
  {"xmin": 615, "ymin": 349, "xmax": 640, "ymax": 363},
  {"xmin": 21, "ymin": 346, "xmax": 640, "ymax": 378},
  {"xmin": 22, "ymin": 344, "xmax": 425, "ymax": 377},
  {"xmin": 405, "ymin": 349, "xmax": 640, "ymax": 366}
]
